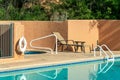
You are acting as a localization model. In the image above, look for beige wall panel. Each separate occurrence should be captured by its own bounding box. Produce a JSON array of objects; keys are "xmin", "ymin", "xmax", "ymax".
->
[
  {"xmin": 68, "ymin": 20, "xmax": 99, "ymax": 51},
  {"xmin": 14, "ymin": 22, "xmax": 24, "ymax": 59}
]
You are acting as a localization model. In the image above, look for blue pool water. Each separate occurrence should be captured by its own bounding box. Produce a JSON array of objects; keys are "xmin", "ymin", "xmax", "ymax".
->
[
  {"xmin": 25, "ymin": 51, "xmax": 46, "ymax": 54},
  {"xmin": 0, "ymin": 58, "xmax": 120, "ymax": 80}
]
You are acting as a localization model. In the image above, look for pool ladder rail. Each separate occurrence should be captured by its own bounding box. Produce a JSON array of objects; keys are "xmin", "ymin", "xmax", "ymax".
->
[
  {"xmin": 30, "ymin": 34, "xmax": 58, "ymax": 54},
  {"xmin": 93, "ymin": 59, "xmax": 114, "ymax": 74},
  {"xmin": 93, "ymin": 44, "xmax": 114, "ymax": 73},
  {"xmin": 36, "ymin": 69, "xmax": 62, "ymax": 79},
  {"xmin": 94, "ymin": 44, "xmax": 114, "ymax": 61}
]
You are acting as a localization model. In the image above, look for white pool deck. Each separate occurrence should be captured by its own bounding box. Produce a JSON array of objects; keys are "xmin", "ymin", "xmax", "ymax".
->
[{"xmin": 0, "ymin": 51, "xmax": 120, "ymax": 72}]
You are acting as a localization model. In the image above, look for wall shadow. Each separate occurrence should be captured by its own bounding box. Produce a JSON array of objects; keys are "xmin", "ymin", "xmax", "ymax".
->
[{"xmin": 97, "ymin": 20, "xmax": 120, "ymax": 51}]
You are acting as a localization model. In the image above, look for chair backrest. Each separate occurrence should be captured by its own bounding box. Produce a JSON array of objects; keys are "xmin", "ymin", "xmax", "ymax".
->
[{"xmin": 53, "ymin": 32, "xmax": 66, "ymax": 44}]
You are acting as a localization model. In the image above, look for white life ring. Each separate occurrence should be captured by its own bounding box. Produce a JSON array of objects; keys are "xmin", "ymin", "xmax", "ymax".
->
[
  {"xmin": 18, "ymin": 36, "xmax": 27, "ymax": 53},
  {"xmin": 20, "ymin": 74, "xmax": 26, "ymax": 80}
]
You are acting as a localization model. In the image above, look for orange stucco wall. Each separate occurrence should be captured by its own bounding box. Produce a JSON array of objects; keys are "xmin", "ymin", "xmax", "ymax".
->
[
  {"xmin": 97, "ymin": 20, "xmax": 120, "ymax": 51},
  {"xmin": 67, "ymin": 20, "xmax": 120, "ymax": 51},
  {"xmin": 21, "ymin": 21, "xmax": 68, "ymax": 49},
  {"xmin": 0, "ymin": 20, "xmax": 120, "ymax": 61},
  {"xmin": 67, "ymin": 20, "xmax": 99, "ymax": 51},
  {"xmin": 14, "ymin": 22, "xmax": 24, "ymax": 59}
]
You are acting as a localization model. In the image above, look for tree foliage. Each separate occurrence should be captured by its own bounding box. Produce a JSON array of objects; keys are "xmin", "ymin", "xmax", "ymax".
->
[{"xmin": 0, "ymin": 0, "xmax": 119, "ymax": 20}]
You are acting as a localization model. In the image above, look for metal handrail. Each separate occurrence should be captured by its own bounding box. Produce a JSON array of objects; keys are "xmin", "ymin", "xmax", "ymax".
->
[
  {"xmin": 93, "ymin": 58, "xmax": 114, "ymax": 74},
  {"xmin": 93, "ymin": 44, "xmax": 115, "ymax": 73},
  {"xmin": 94, "ymin": 45, "xmax": 109, "ymax": 60},
  {"xmin": 37, "ymin": 69, "xmax": 58, "ymax": 79},
  {"xmin": 98, "ymin": 61, "xmax": 109, "ymax": 73},
  {"xmin": 101, "ymin": 44, "xmax": 114, "ymax": 59},
  {"xmin": 103, "ymin": 60, "xmax": 114, "ymax": 73},
  {"xmin": 30, "ymin": 34, "xmax": 58, "ymax": 54},
  {"xmin": 98, "ymin": 58, "xmax": 114, "ymax": 73}
]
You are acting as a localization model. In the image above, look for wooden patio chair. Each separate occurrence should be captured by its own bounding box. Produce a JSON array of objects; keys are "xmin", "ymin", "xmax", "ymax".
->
[{"xmin": 53, "ymin": 32, "xmax": 86, "ymax": 53}]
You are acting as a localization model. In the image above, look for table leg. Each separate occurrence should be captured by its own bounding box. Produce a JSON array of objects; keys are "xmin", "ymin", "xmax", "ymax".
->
[
  {"xmin": 81, "ymin": 45, "xmax": 85, "ymax": 53},
  {"xmin": 74, "ymin": 46, "xmax": 78, "ymax": 52}
]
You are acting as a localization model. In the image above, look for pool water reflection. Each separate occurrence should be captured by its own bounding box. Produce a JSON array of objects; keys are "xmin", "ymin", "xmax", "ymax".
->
[{"xmin": 0, "ymin": 58, "xmax": 120, "ymax": 80}]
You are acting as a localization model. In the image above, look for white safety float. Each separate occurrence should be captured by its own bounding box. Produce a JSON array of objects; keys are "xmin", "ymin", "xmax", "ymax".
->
[
  {"xmin": 18, "ymin": 36, "xmax": 27, "ymax": 53},
  {"xmin": 20, "ymin": 74, "xmax": 26, "ymax": 80}
]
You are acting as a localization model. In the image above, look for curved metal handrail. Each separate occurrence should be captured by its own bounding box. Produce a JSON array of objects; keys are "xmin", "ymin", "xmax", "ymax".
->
[
  {"xmin": 98, "ymin": 61, "xmax": 109, "ymax": 74},
  {"xmin": 30, "ymin": 34, "xmax": 58, "ymax": 54},
  {"xmin": 98, "ymin": 58, "xmax": 114, "ymax": 74},
  {"xmin": 101, "ymin": 44, "xmax": 114, "ymax": 59},
  {"xmin": 93, "ymin": 44, "xmax": 115, "ymax": 74},
  {"xmin": 103, "ymin": 60, "xmax": 114, "ymax": 73},
  {"xmin": 37, "ymin": 69, "xmax": 62, "ymax": 79},
  {"xmin": 94, "ymin": 45, "xmax": 109, "ymax": 60}
]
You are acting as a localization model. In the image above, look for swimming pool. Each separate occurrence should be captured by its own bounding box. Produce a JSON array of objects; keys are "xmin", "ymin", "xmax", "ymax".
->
[
  {"xmin": 0, "ymin": 58, "xmax": 120, "ymax": 80},
  {"xmin": 25, "ymin": 51, "xmax": 46, "ymax": 54}
]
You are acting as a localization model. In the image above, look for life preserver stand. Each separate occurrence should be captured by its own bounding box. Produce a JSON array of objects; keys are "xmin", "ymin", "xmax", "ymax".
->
[{"xmin": 18, "ymin": 36, "xmax": 27, "ymax": 53}]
